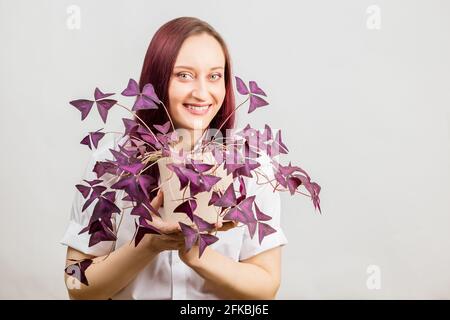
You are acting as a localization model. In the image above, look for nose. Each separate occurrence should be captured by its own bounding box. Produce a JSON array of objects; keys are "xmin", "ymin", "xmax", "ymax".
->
[{"xmin": 191, "ymin": 78, "xmax": 210, "ymax": 101}]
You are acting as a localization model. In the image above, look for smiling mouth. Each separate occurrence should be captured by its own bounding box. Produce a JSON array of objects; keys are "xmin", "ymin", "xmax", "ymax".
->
[{"xmin": 183, "ymin": 104, "xmax": 212, "ymax": 115}]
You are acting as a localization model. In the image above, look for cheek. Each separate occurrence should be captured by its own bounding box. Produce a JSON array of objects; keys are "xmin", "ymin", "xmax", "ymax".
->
[
  {"xmin": 168, "ymin": 82, "xmax": 189, "ymax": 105},
  {"xmin": 214, "ymin": 82, "xmax": 226, "ymax": 99}
]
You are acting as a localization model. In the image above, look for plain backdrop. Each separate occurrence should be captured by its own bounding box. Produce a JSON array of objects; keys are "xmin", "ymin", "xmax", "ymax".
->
[{"xmin": 0, "ymin": 0, "xmax": 449, "ymax": 299}]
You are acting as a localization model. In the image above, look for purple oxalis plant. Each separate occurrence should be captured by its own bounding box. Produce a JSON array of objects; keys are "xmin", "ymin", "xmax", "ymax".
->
[{"xmin": 66, "ymin": 76, "xmax": 322, "ymax": 285}]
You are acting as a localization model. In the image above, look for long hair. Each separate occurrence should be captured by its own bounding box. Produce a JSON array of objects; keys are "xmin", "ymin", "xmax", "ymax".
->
[{"xmin": 136, "ymin": 16, "xmax": 235, "ymax": 135}]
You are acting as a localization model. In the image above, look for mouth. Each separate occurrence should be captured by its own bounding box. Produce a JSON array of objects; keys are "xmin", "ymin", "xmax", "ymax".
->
[{"xmin": 182, "ymin": 103, "xmax": 212, "ymax": 115}]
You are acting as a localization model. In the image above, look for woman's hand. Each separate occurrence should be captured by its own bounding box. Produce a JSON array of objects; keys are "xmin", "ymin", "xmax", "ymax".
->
[
  {"xmin": 142, "ymin": 190, "xmax": 185, "ymax": 254},
  {"xmin": 143, "ymin": 190, "xmax": 240, "ymax": 263}
]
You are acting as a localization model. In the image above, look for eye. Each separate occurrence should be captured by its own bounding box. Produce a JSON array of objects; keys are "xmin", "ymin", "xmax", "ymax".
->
[
  {"xmin": 211, "ymin": 73, "xmax": 222, "ymax": 81},
  {"xmin": 177, "ymin": 72, "xmax": 193, "ymax": 80}
]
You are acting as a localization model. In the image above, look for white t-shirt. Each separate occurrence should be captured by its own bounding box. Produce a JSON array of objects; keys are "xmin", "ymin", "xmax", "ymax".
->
[{"xmin": 60, "ymin": 135, "xmax": 288, "ymax": 300}]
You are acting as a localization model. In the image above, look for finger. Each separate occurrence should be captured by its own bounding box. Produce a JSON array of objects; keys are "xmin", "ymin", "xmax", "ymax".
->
[
  {"xmin": 163, "ymin": 222, "xmax": 182, "ymax": 234},
  {"xmin": 146, "ymin": 190, "xmax": 164, "ymax": 222},
  {"xmin": 150, "ymin": 189, "xmax": 164, "ymax": 210}
]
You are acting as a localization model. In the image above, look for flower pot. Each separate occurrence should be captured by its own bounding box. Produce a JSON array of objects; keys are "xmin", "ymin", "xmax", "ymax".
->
[{"xmin": 157, "ymin": 151, "xmax": 233, "ymax": 225}]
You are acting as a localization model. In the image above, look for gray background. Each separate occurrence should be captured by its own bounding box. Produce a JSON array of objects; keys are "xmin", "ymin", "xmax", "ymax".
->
[{"xmin": 1, "ymin": 0, "xmax": 449, "ymax": 299}]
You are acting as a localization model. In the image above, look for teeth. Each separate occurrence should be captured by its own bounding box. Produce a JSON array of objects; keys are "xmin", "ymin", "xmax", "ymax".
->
[{"xmin": 184, "ymin": 104, "xmax": 210, "ymax": 111}]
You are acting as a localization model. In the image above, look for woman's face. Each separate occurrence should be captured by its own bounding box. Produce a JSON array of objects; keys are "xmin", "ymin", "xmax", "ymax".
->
[{"xmin": 167, "ymin": 33, "xmax": 226, "ymax": 133}]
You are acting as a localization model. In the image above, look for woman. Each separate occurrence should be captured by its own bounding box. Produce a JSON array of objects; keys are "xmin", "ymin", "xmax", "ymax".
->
[{"xmin": 61, "ymin": 16, "xmax": 288, "ymax": 300}]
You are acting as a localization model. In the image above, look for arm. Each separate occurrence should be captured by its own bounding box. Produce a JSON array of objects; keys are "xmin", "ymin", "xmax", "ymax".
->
[
  {"xmin": 179, "ymin": 245, "xmax": 282, "ymax": 300},
  {"xmin": 64, "ymin": 190, "xmax": 184, "ymax": 300},
  {"xmin": 64, "ymin": 236, "xmax": 158, "ymax": 300}
]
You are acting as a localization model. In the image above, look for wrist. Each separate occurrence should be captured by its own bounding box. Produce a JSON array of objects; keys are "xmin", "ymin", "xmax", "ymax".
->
[
  {"xmin": 180, "ymin": 246, "xmax": 206, "ymax": 269},
  {"xmin": 140, "ymin": 234, "xmax": 161, "ymax": 256}
]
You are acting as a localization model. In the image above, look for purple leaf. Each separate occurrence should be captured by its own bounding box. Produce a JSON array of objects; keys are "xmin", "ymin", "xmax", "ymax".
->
[
  {"xmin": 167, "ymin": 163, "xmax": 189, "ymax": 190},
  {"xmin": 198, "ymin": 233, "xmax": 218, "ymax": 258},
  {"xmin": 102, "ymin": 191, "xmax": 116, "ymax": 204},
  {"xmin": 121, "ymin": 79, "xmax": 140, "ymax": 97},
  {"xmin": 275, "ymin": 171, "xmax": 288, "ymax": 188},
  {"xmin": 133, "ymin": 95, "xmax": 158, "ymax": 111},
  {"xmin": 120, "ymin": 162, "xmax": 144, "ymax": 175},
  {"xmin": 248, "ymin": 95, "xmax": 269, "ymax": 113},
  {"xmin": 208, "ymin": 191, "xmax": 220, "ymax": 206},
  {"xmin": 235, "ymin": 76, "xmax": 249, "ymax": 95},
  {"xmin": 193, "ymin": 215, "xmax": 215, "ymax": 232},
  {"xmin": 87, "ymin": 219, "xmax": 116, "ymax": 247},
  {"xmin": 109, "ymin": 149, "xmax": 129, "ymax": 165},
  {"xmin": 113, "ymin": 176, "xmax": 143, "ymax": 202},
  {"xmin": 189, "ymin": 160, "xmax": 214, "ymax": 173},
  {"xmin": 179, "ymin": 222, "xmax": 198, "ymax": 252},
  {"xmin": 234, "ymin": 162, "xmax": 261, "ymax": 179},
  {"xmin": 130, "ymin": 203, "xmax": 152, "ymax": 220},
  {"xmin": 249, "ymin": 81, "xmax": 267, "ymax": 96},
  {"xmin": 93, "ymin": 161, "xmax": 117, "ymax": 178},
  {"xmin": 83, "ymin": 179, "xmax": 103, "ymax": 187},
  {"xmin": 142, "ymin": 83, "xmax": 161, "ymax": 104},
  {"xmin": 254, "ymin": 203, "xmax": 272, "ymax": 221},
  {"xmin": 236, "ymin": 195, "xmax": 256, "ymax": 218},
  {"xmin": 96, "ymin": 99, "xmax": 117, "ymax": 123},
  {"xmin": 258, "ymin": 222, "xmax": 276, "ymax": 245},
  {"xmin": 122, "ymin": 118, "xmax": 139, "ymax": 136},
  {"xmin": 199, "ymin": 174, "xmax": 221, "ymax": 192},
  {"xmin": 137, "ymin": 175, "xmax": 154, "ymax": 200},
  {"xmin": 287, "ymin": 176, "xmax": 302, "ymax": 195},
  {"xmin": 80, "ymin": 184, "xmax": 108, "ymax": 212},
  {"xmin": 222, "ymin": 207, "xmax": 243, "ymax": 222},
  {"xmin": 76, "ymin": 184, "xmax": 90, "ymax": 199},
  {"xmin": 280, "ymin": 161, "xmax": 308, "ymax": 178},
  {"xmin": 212, "ymin": 183, "xmax": 237, "ymax": 207},
  {"xmin": 81, "ymin": 196, "xmax": 97, "ymax": 212},
  {"xmin": 80, "ymin": 134, "xmax": 92, "ymax": 150},
  {"xmin": 173, "ymin": 199, "xmax": 197, "ymax": 222},
  {"xmin": 246, "ymin": 221, "xmax": 258, "ymax": 239},
  {"xmin": 70, "ymin": 99, "xmax": 94, "ymax": 121},
  {"xmin": 118, "ymin": 144, "xmax": 138, "ymax": 158},
  {"xmin": 90, "ymin": 196, "xmax": 120, "ymax": 223},
  {"xmin": 154, "ymin": 121, "xmax": 171, "ymax": 134},
  {"xmin": 65, "ymin": 259, "xmax": 93, "ymax": 286},
  {"xmin": 134, "ymin": 219, "xmax": 161, "ymax": 247},
  {"xmin": 91, "ymin": 185, "xmax": 107, "ymax": 197},
  {"xmin": 94, "ymin": 87, "xmax": 115, "ymax": 100},
  {"xmin": 78, "ymin": 259, "xmax": 93, "ymax": 285},
  {"xmin": 177, "ymin": 166, "xmax": 201, "ymax": 186},
  {"xmin": 90, "ymin": 129, "xmax": 105, "ymax": 149}
]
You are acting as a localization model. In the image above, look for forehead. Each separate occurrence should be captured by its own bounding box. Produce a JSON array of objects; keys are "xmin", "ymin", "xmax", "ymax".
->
[{"xmin": 174, "ymin": 33, "xmax": 225, "ymax": 71}]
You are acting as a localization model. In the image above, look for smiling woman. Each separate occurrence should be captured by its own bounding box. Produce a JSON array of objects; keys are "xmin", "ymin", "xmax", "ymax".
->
[{"xmin": 61, "ymin": 16, "xmax": 288, "ymax": 300}]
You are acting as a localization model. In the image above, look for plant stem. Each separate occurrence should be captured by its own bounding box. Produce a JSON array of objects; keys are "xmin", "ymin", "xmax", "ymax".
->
[
  {"xmin": 115, "ymin": 102, "xmax": 161, "ymax": 146},
  {"xmin": 215, "ymin": 96, "xmax": 250, "ymax": 138},
  {"xmin": 159, "ymin": 100, "xmax": 175, "ymax": 132},
  {"xmin": 201, "ymin": 96, "xmax": 250, "ymax": 151}
]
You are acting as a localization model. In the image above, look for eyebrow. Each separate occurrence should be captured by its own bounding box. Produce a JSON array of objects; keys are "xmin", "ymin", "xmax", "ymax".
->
[{"xmin": 174, "ymin": 65, "xmax": 224, "ymax": 71}]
